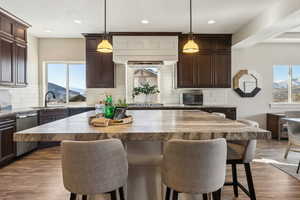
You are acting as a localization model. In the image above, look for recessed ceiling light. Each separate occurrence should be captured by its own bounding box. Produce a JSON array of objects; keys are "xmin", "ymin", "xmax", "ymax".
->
[
  {"xmin": 44, "ymin": 30, "xmax": 52, "ymax": 33},
  {"xmin": 141, "ymin": 20, "xmax": 149, "ymax": 24},
  {"xmin": 74, "ymin": 20, "xmax": 82, "ymax": 24},
  {"xmin": 208, "ymin": 20, "xmax": 216, "ymax": 24}
]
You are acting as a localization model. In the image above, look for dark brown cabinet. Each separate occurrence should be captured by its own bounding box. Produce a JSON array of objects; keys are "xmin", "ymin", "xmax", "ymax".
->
[
  {"xmin": 84, "ymin": 34, "xmax": 115, "ymax": 88},
  {"xmin": 38, "ymin": 109, "xmax": 69, "ymax": 125},
  {"xmin": 0, "ymin": 114, "xmax": 16, "ymax": 167},
  {"xmin": 15, "ymin": 43, "xmax": 27, "ymax": 85},
  {"xmin": 0, "ymin": 37, "xmax": 14, "ymax": 84},
  {"xmin": 213, "ymin": 52, "xmax": 231, "ymax": 88},
  {"xmin": 177, "ymin": 34, "xmax": 231, "ymax": 88},
  {"xmin": 0, "ymin": 10, "xmax": 29, "ymax": 87}
]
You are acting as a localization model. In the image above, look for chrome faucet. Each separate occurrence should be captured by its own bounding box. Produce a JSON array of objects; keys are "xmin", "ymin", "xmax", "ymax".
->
[{"xmin": 45, "ymin": 91, "xmax": 56, "ymax": 107}]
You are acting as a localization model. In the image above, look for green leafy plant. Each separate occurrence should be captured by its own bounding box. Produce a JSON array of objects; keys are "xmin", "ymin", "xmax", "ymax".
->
[
  {"xmin": 115, "ymin": 98, "xmax": 128, "ymax": 107},
  {"xmin": 132, "ymin": 82, "xmax": 160, "ymax": 98}
]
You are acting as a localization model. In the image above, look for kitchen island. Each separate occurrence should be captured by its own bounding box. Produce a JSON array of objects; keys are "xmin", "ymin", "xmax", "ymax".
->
[
  {"xmin": 14, "ymin": 110, "xmax": 271, "ymax": 200},
  {"xmin": 14, "ymin": 110, "xmax": 269, "ymax": 142}
]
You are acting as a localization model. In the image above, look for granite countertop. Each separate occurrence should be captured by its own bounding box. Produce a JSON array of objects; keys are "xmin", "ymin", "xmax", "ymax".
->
[{"xmin": 14, "ymin": 110, "xmax": 271, "ymax": 142}]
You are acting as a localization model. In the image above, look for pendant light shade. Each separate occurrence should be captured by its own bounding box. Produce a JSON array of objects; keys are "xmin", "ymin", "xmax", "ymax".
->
[
  {"xmin": 97, "ymin": 39, "xmax": 113, "ymax": 53},
  {"xmin": 183, "ymin": 0, "xmax": 199, "ymax": 53},
  {"xmin": 183, "ymin": 39, "xmax": 199, "ymax": 53},
  {"xmin": 97, "ymin": 0, "xmax": 113, "ymax": 53}
]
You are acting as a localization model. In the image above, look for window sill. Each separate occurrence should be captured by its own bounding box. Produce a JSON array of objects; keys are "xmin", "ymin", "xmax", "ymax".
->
[{"xmin": 270, "ymin": 103, "xmax": 300, "ymax": 109}]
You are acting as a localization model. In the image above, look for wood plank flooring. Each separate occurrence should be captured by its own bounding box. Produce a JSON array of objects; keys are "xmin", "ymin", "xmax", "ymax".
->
[{"xmin": 0, "ymin": 140, "xmax": 299, "ymax": 200}]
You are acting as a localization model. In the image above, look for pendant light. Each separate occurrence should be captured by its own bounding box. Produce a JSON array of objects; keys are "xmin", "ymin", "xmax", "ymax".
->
[
  {"xmin": 97, "ymin": 0, "xmax": 113, "ymax": 53},
  {"xmin": 183, "ymin": 0, "xmax": 199, "ymax": 53}
]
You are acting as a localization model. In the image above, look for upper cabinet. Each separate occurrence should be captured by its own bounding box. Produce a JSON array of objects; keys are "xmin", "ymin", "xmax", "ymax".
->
[
  {"xmin": 177, "ymin": 34, "xmax": 231, "ymax": 88},
  {"xmin": 0, "ymin": 10, "xmax": 30, "ymax": 87},
  {"xmin": 84, "ymin": 34, "xmax": 115, "ymax": 88}
]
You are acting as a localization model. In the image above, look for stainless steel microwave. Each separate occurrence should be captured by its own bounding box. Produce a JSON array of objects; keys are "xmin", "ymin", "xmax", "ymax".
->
[{"xmin": 182, "ymin": 91, "xmax": 203, "ymax": 105}]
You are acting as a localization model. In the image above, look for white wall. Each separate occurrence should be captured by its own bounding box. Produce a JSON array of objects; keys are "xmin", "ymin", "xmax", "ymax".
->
[
  {"xmin": 0, "ymin": 34, "xmax": 39, "ymax": 108},
  {"xmin": 231, "ymin": 43, "xmax": 300, "ymax": 128}
]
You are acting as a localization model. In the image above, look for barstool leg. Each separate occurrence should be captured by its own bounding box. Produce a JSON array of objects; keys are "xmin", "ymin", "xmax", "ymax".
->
[
  {"xmin": 82, "ymin": 195, "xmax": 87, "ymax": 200},
  {"xmin": 172, "ymin": 190, "xmax": 179, "ymax": 200},
  {"xmin": 244, "ymin": 163, "xmax": 256, "ymax": 200},
  {"xmin": 119, "ymin": 187, "xmax": 125, "ymax": 200},
  {"xmin": 165, "ymin": 187, "xmax": 171, "ymax": 200},
  {"xmin": 212, "ymin": 189, "xmax": 222, "ymax": 200},
  {"xmin": 109, "ymin": 190, "xmax": 117, "ymax": 200},
  {"xmin": 297, "ymin": 160, "xmax": 300, "ymax": 174},
  {"xmin": 232, "ymin": 163, "xmax": 239, "ymax": 197},
  {"xmin": 202, "ymin": 193, "xmax": 208, "ymax": 200},
  {"xmin": 70, "ymin": 193, "xmax": 76, "ymax": 200}
]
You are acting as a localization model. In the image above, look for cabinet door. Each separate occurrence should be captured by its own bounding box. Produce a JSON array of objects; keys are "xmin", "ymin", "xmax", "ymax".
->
[
  {"xmin": 213, "ymin": 52, "xmax": 231, "ymax": 88},
  {"xmin": 15, "ymin": 24, "xmax": 27, "ymax": 43},
  {"xmin": 0, "ymin": 38, "xmax": 14, "ymax": 85},
  {"xmin": 85, "ymin": 37, "xmax": 115, "ymax": 88},
  {"xmin": 0, "ymin": 126, "xmax": 15, "ymax": 160},
  {"xmin": 15, "ymin": 43, "xmax": 27, "ymax": 85},
  {"xmin": 0, "ymin": 15, "xmax": 14, "ymax": 39},
  {"xmin": 195, "ymin": 53, "xmax": 213, "ymax": 88},
  {"xmin": 177, "ymin": 53, "xmax": 195, "ymax": 88}
]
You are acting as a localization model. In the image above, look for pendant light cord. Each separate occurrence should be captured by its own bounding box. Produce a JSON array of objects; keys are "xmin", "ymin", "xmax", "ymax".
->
[
  {"xmin": 190, "ymin": 0, "xmax": 192, "ymax": 34},
  {"xmin": 104, "ymin": 0, "xmax": 107, "ymax": 38}
]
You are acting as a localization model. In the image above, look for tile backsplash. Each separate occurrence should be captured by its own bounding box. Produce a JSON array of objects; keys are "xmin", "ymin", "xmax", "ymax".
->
[{"xmin": 0, "ymin": 89, "xmax": 12, "ymax": 110}]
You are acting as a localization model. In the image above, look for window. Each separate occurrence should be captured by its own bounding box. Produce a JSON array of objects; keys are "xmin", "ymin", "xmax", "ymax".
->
[
  {"xmin": 273, "ymin": 65, "xmax": 300, "ymax": 103},
  {"xmin": 47, "ymin": 63, "xmax": 86, "ymax": 104}
]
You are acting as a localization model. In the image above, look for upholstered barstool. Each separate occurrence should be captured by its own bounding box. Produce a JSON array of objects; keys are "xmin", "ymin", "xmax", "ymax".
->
[
  {"xmin": 162, "ymin": 139, "xmax": 227, "ymax": 200},
  {"xmin": 61, "ymin": 139, "xmax": 128, "ymax": 200},
  {"xmin": 284, "ymin": 111, "xmax": 300, "ymax": 159},
  {"xmin": 226, "ymin": 119, "xmax": 258, "ymax": 200}
]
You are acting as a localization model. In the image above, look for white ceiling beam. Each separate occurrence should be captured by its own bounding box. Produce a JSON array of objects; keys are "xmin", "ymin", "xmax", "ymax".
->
[{"xmin": 233, "ymin": 0, "xmax": 300, "ymax": 48}]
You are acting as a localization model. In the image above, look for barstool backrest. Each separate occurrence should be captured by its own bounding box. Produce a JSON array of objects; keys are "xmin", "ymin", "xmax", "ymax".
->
[
  {"xmin": 61, "ymin": 139, "xmax": 128, "ymax": 195},
  {"xmin": 162, "ymin": 138, "xmax": 227, "ymax": 194}
]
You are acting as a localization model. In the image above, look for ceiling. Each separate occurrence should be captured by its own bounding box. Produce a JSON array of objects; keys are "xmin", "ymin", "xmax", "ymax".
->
[{"xmin": 0, "ymin": 0, "xmax": 281, "ymax": 38}]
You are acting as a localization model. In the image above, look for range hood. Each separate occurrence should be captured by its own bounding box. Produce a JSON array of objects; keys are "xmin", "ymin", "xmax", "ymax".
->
[
  {"xmin": 113, "ymin": 36, "xmax": 178, "ymax": 65},
  {"xmin": 127, "ymin": 60, "xmax": 164, "ymax": 66}
]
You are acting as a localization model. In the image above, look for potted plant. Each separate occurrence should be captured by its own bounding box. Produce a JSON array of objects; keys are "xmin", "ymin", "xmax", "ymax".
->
[{"xmin": 132, "ymin": 82, "xmax": 160, "ymax": 103}]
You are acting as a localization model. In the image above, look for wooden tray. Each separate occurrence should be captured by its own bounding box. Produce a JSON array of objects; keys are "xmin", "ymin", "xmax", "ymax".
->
[
  {"xmin": 109, "ymin": 116, "xmax": 133, "ymax": 125},
  {"xmin": 89, "ymin": 116, "xmax": 133, "ymax": 127}
]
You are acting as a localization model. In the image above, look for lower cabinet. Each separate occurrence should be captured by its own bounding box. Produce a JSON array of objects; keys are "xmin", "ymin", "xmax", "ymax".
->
[
  {"xmin": 38, "ymin": 109, "xmax": 69, "ymax": 125},
  {"xmin": 0, "ymin": 114, "xmax": 16, "ymax": 167},
  {"xmin": 68, "ymin": 107, "xmax": 95, "ymax": 116}
]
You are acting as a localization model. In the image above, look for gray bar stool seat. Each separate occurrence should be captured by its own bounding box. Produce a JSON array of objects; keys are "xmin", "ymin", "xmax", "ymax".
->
[
  {"xmin": 162, "ymin": 138, "xmax": 227, "ymax": 200},
  {"xmin": 226, "ymin": 119, "xmax": 258, "ymax": 200},
  {"xmin": 61, "ymin": 139, "xmax": 128, "ymax": 200}
]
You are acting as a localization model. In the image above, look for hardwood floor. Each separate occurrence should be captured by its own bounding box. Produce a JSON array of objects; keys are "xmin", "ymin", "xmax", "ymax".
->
[{"xmin": 0, "ymin": 140, "xmax": 299, "ymax": 200}]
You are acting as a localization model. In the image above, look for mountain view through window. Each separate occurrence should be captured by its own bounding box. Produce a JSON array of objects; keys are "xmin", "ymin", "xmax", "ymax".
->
[
  {"xmin": 47, "ymin": 63, "xmax": 86, "ymax": 104},
  {"xmin": 273, "ymin": 65, "xmax": 300, "ymax": 103}
]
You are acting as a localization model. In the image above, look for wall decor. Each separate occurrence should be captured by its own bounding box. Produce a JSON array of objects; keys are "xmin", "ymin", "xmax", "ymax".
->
[{"xmin": 233, "ymin": 70, "xmax": 261, "ymax": 97}]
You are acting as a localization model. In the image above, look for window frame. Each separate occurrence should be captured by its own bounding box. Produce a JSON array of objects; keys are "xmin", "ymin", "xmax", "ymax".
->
[
  {"xmin": 44, "ymin": 61, "xmax": 86, "ymax": 104},
  {"xmin": 273, "ymin": 64, "xmax": 300, "ymax": 104}
]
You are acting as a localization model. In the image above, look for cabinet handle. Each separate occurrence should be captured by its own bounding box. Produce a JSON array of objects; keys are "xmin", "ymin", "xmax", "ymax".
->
[
  {"xmin": 0, "ymin": 126, "xmax": 15, "ymax": 132},
  {"xmin": 0, "ymin": 120, "xmax": 15, "ymax": 125}
]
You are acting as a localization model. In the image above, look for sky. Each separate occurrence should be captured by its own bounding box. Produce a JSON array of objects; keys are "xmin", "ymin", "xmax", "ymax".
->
[
  {"xmin": 273, "ymin": 65, "xmax": 300, "ymax": 82},
  {"xmin": 48, "ymin": 63, "xmax": 86, "ymax": 89}
]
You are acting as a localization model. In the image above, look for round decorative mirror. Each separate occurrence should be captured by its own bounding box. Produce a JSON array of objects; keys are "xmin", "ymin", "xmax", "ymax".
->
[{"xmin": 233, "ymin": 70, "xmax": 261, "ymax": 97}]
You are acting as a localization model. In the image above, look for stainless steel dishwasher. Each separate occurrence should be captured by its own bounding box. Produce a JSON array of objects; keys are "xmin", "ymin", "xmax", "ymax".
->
[{"xmin": 16, "ymin": 111, "xmax": 38, "ymax": 156}]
